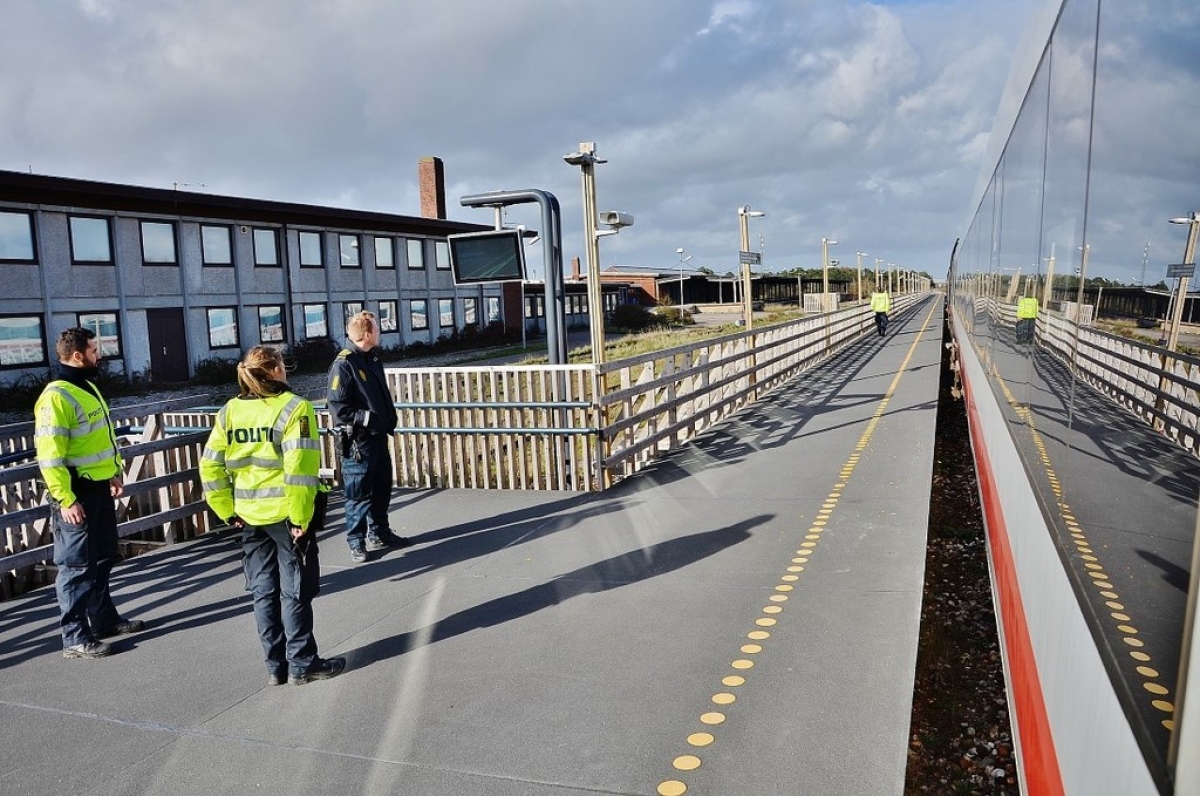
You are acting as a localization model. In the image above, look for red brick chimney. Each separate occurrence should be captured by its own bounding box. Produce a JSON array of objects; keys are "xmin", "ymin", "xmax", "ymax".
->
[
  {"xmin": 572, "ymin": 256, "xmax": 582, "ymax": 281},
  {"xmin": 418, "ymin": 156, "xmax": 446, "ymax": 219}
]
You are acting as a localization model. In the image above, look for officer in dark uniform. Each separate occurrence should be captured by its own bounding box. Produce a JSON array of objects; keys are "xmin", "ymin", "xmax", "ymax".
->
[{"xmin": 326, "ymin": 310, "xmax": 410, "ymax": 563}]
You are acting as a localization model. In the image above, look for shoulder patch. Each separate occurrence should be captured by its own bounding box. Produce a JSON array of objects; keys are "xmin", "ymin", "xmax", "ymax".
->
[
  {"xmin": 331, "ymin": 375, "xmax": 340, "ymax": 391},
  {"xmin": 299, "ymin": 415, "xmax": 312, "ymax": 438},
  {"xmin": 358, "ymin": 368, "xmax": 367, "ymax": 381}
]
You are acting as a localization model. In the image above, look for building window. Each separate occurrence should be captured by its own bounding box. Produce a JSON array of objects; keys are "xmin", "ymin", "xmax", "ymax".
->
[
  {"xmin": 435, "ymin": 240, "xmax": 450, "ymax": 270},
  {"xmin": 299, "ymin": 231, "xmax": 323, "ymax": 268},
  {"xmin": 253, "ymin": 228, "xmax": 279, "ymax": 267},
  {"xmin": 486, "ymin": 297, "xmax": 501, "ymax": 324},
  {"xmin": 304, "ymin": 303, "xmax": 327, "ymax": 338},
  {"xmin": 201, "ymin": 225, "xmax": 233, "ymax": 266},
  {"xmin": 0, "ymin": 314, "xmax": 47, "ymax": 367},
  {"xmin": 380, "ymin": 300, "xmax": 397, "ymax": 332},
  {"xmin": 206, "ymin": 307, "xmax": 239, "ymax": 349},
  {"xmin": 141, "ymin": 221, "xmax": 177, "ymax": 265},
  {"xmin": 344, "ymin": 301, "xmax": 363, "ymax": 323},
  {"xmin": 339, "ymin": 234, "xmax": 360, "ymax": 268},
  {"xmin": 258, "ymin": 305, "xmax": 285, "ymax": 343},
  {"xmin": 69, "ymin": 216, "xmax": 112, "ymax": 264},
  {"xmin": 0, "ymin": 210, "xmax": 36, "ymax": 262},
  {"xmin": 77, "ymin": 312, "xmax": 121, "ymax": 359},
  {"xmin": 438, "ymin": 298, "xmax": 454, "ymax": 328},
  {"xmin": 410, "ymin": 299, "xmax": 428, "ymax": 331},
  {"xmin": 407, "ymin": 239, "xmax": 424, "ymax": 269},
  {"xmin": 374, "ymin": 237, "xmax": 394, "ymax": 269},
  {"xmin": 464, "ymin": 297, "xmax": 478, "ymax": 327}
]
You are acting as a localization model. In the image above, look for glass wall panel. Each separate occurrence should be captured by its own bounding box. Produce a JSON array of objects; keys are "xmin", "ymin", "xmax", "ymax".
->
[
  {"xmin": 0, "ymin": 211, "xmax": 35, "ymax": 262},
  {"xmin": 0, "ymin": 315, "xmax": 46, "ymax": 367}
]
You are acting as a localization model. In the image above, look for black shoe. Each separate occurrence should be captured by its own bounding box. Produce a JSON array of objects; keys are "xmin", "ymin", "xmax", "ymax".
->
[
  {"xmin": 63, "ymin": 640, "xmax": 113, "ymax": 659},
  {"xmin": 289, "ymin": 657, "xmax": 346, "ymax": 685},
  {"xmin": 97, "ymin": 619, "xmax": 144, "ymax": 638},
  {"xmin": 266, "ymin": 670, "xmax": 287, "ymax": 687},
  {"xmin": 365, "ymin": 535, "xmax": 387, "ymax": 551},
  {"xmin": 349, "ymin": 546, "xmax": 368, "ymax": 564},
  {"xmin": 366, "ymin": 532, "xmax": 412, "ymax": 550}
]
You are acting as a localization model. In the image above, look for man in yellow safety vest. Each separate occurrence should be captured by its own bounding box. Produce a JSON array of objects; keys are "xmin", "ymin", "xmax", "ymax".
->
[
  {"xmin": 1016, "ymin": 296, "xmax": 1039, "ymax": 343},
  {"xmin": 35, "ymin": 327, "xmax": 144, "ymax": 659},
  {"xmin": 870, "ymin": 288, "xmax": 892, "ymax": 337}
]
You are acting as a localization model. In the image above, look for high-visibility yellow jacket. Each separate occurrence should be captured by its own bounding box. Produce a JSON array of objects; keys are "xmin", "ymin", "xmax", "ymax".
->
[
  {"xmin": 201, "ymin": 392, "xmax": 321, "ymax": 528},
  {"xmin": 1017, "ymin": 296, "xmax": 1039, "ymax": 319},
  {"xmin": 34, "ymin": 379, "xmax": 122, "ymax": 507},
  {"xmin": 870, "ymin": 291, "xmax": 891, "ymax": 313}
]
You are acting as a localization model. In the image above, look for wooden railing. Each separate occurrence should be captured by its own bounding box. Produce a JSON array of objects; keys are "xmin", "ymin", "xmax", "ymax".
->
[{"xmin": 1, "ymin": 296, "xmax": 926, "ymax": 592}]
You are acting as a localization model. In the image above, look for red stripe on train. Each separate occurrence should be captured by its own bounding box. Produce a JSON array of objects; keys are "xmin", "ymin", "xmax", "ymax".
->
[{"xmin": 960, "ymin": 354, "xmax": 1065, "ymax": 796}]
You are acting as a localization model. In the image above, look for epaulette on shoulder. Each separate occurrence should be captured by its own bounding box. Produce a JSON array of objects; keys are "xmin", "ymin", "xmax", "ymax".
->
[{"xmin": 336, "ymin": 349, "xmax": 352, "ymax": 360}]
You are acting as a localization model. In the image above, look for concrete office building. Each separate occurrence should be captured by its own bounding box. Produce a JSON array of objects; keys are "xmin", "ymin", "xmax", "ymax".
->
[{"xmin": 0, "ymin": 158, "xmax": 500, "ymax": 386}]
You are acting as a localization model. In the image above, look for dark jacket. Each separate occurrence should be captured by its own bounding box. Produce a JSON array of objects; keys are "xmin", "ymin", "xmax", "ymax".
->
[{"xmin": 326, "ymin": 344, "xmax": 398, "ymax": 435}]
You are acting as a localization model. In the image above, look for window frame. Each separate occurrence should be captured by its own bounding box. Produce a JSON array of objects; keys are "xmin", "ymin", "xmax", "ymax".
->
[
  {"xmin": 0, "ymin": 313, "xmax": 48, "ymax": 369},
  {"xmin": 407, "ymin": 239, "xmax": 425, "ymax": 270},
  {"xmin": 68, "ymin": 215, "xmax": 113, "ymax": 265},
  {"xmin": 206, "ymin": 306, "xmax": 240, "ymax": 349},
  {"xmin": 252, "ymin": 227, "xmax": 280, "ymax": 268},
  {"xmin": 0, "ymin": 210, "xmax": 37, "ymax": 263},
  {"xmin": 379, "ymin": 300, "xmax": 398, "ymax": 332},
  {"xmin": 464, "ymin": 297, "xmax": 479, "ymax": 327},
  {"xmin": 303, "ymin": 303, "xmax": 328, "ymax": 339},
  {"xmin": 410, "ymin": 299, "xmax": 428, "ymax": 331},
  {"xmin": 299, "ymin": 231, "xmax": 324, "ymax": 268},
  {"xmin": 434, "ymin": 240, "xmax": 451, "ymax": 270},
  {"xmin": 201, "ymin": 224, "xmax": 234, "ymax": 267},
  {"xmin": 438, "ymin": 298, "xmax": 454, "ymax": 328},
  {"xmin": 339, "ymin": 234, "xmax": 361, "ymax": 269},
  {"xmin": 258, "ymin": 305, "xmax": 285, "ymax": 344},
  {"xmin": 76, "ymin": 311, "xmax": 122, "ymax": 359},
  {"xmin": 140, "ymin": 220, "xmax": 178, "ymax": 266},
  {"xmin": 374, "ymin": 236, "xmax": 395, "ymax": 269}
]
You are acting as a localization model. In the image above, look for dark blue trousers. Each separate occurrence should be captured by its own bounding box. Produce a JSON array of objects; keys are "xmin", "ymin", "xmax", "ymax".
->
[
  {"xmin": 341, "ymin": 435, "xmax": 394, "ymax": 550},
  {"xmin": 242, "ymin": 521, "xmax": 319, "ymax": 677},
  {"xmin": 52, "ymin": 478, "xmax": 121, "ymax": 648}
]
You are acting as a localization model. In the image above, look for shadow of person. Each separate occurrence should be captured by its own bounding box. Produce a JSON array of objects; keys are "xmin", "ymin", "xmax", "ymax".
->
[{"xmin": 345, "ymin": 519, "xmax": 761, "ymax": 669}]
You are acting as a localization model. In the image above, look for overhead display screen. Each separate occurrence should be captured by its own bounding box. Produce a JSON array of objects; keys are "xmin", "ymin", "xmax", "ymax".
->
[{"xmin": 448, "ymin": 229, "xmax": 526, "ymax": 284}]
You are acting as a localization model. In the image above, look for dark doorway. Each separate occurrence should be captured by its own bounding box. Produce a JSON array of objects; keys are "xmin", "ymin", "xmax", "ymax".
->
[{"xmin": 146, "ymin": 307, "xmax": 189, "ymax": 382}]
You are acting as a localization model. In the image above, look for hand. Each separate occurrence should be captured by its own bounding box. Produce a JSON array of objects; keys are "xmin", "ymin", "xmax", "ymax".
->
[
  {"xmin": 109, "ymin": 477, "xmax": 124, "ymax": 499},
  {"xmin": 288, "ymin": 524, "xmax": 306, "ymax": 541},
  {"xmin": 227, "ymin": 515, "xmax": 245, "ymax": 529},
  {"xmin": 60, "ymin": 502, "xmax": 86, "ymax": 525}
]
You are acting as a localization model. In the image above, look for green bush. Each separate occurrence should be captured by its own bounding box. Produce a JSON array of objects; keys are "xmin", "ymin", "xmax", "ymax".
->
[
  {"xmin": 609, "ymin": 303, "xmax": 657, "ymax": 332},
  {"xmin": 191, "ymin": 356, "xmax": 239, "ymax": 386}
]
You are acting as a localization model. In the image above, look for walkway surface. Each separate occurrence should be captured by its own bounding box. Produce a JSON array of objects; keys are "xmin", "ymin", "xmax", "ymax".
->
[{"xmin": 0, "ymin": 297, "xmax": 945, "ymax": 796}]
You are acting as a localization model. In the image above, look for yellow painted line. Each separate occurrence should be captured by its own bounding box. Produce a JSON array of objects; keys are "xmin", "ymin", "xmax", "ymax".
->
[
  {"xmin": 994, "ymin": 370, "xmax": 1177, "ymax": 730},
  {"xmin": 656, "ymin": 300, "xmax": 940, "ymax": 794}
]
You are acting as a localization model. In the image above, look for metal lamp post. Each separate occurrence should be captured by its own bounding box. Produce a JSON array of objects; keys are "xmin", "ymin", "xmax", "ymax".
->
[
  {"xmin": 1167, "ymin": 211, "xmax": 1200, "ymax": 352},
  {"xmin": 738, "ymin": 206, "xmax": 765, "ymax": 329},
  {"xmin": 564, "ymin": 142, "xmax": 607, "ymax": 364},
  {"xmin": 821, "ymin": 237, "xmax": 838, "ymax": 313},
  {"xmin": 856, "ymin": 251, "xmax": 867, "ymax": 303},
  {"xmin": 676, "ymin": 247, "xmax": 692, "ymax": 305}
]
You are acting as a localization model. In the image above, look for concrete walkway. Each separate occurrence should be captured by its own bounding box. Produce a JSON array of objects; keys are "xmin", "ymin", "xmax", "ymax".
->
[{"xmin": 0, "ymin": 296, "xmax": 944, "ymax": 796}]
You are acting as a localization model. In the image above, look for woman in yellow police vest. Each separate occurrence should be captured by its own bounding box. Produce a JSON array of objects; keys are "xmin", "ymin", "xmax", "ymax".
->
[{"xmin": 201, "ymin": 346, "xmax": 345, "ymax": 686}]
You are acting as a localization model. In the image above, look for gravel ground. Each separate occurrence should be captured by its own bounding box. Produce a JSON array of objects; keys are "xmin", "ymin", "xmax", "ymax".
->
[{"xmin": 904, "ymin": 321, "xmax": 1019, "ymax": 794}]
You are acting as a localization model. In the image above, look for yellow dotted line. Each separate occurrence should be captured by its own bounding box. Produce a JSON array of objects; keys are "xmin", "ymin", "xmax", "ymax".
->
[
  {"xmin": 996, "ymin": 377, "xmax": 1175, "ymax": 731},
  {"xmin": 657, "ymin": 301, "xmax": 939, "ymax": 795}
]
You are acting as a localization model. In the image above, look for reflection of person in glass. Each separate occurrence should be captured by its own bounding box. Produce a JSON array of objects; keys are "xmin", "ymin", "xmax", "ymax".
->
[
  {"xmin": 327, "ymin": 311, "xmax": 411, "ymax": 564},
  {"xmin": 201, "ymin": 345, "xmax": 345, "ymax": 686},
  {"xmin": 1016, "ymin": 295, "xmax": 1038, "ymax": 343},
  {"xmin": 35, "ymin": 327, "xmax": 144, "ymax": 659},
  {"xmin": 870, "ymin": 286, "xmax": 891, "ymax": 337}
]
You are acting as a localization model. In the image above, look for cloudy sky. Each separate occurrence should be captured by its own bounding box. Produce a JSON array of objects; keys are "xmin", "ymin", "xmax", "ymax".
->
[{"xmin": 0, "ymin": 0, "xmax": 1144, "ymax": 281}]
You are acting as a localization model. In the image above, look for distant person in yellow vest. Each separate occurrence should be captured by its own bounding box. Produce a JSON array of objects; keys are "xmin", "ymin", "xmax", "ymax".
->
[
  {"xmin": 1016, "ymin": 296, "xmax": 1038, "ymax": 343},
  {"xmin": 201, "ymin": 345, "xmax": 345, "ymax": 686},
  {"xmin": 35, "ymin": 327, "xmax": 144, "ymax": 659},
  {"xmin": 870, "ymin": 288, "xmax": 891, "ymax": 337}
]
